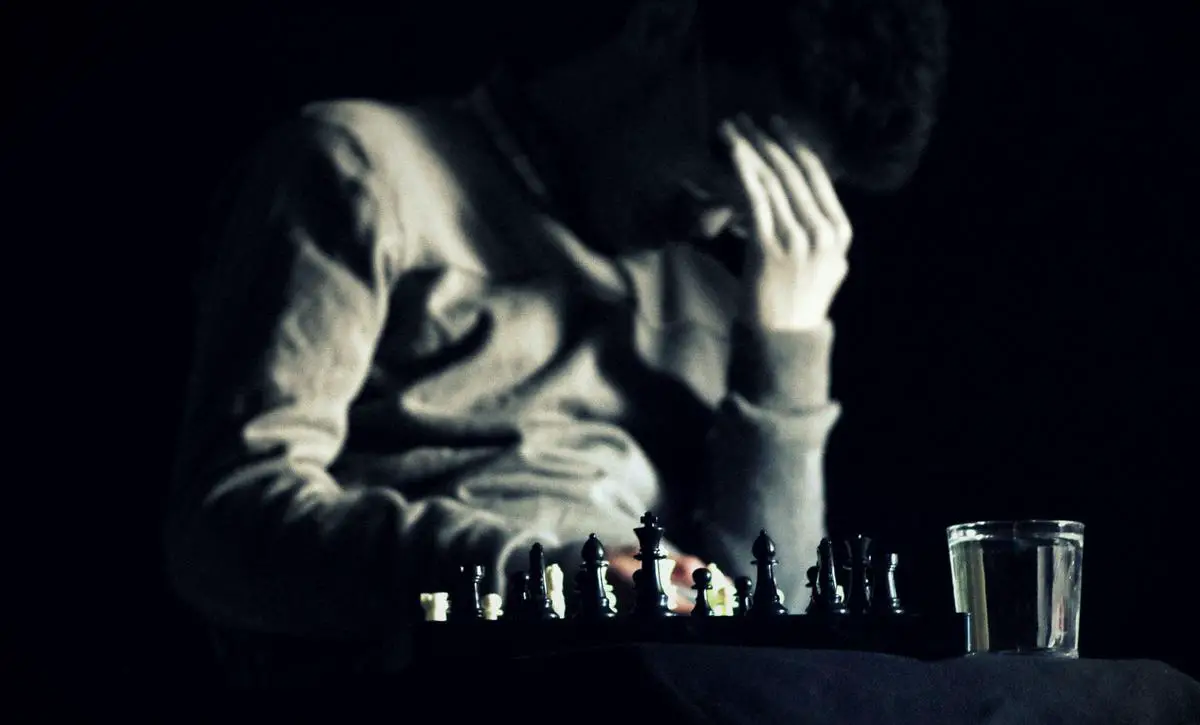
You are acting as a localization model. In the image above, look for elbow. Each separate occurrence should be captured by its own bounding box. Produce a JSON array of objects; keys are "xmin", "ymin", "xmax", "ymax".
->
[
  {"xmin": 162, "ymin": 488, "xmax": 239, "ymax": 630},
  {"xmin": 162, "ymin": 467, "xmax": 280, "ymax": 634}
]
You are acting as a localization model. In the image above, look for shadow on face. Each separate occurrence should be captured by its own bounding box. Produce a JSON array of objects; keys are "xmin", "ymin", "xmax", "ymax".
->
[{"xmin": 596, "ymin": 56, "xmax": 838, "ymax": 248}]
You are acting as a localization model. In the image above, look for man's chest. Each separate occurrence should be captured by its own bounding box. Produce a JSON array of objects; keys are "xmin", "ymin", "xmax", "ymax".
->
[{"xmin": 365, "ymin": 240, "xmax": 740, "ymax": 428}]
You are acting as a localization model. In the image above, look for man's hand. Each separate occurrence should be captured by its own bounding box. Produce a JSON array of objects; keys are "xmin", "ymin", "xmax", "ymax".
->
[
  {"xmin": 606, "ymin": 546, "xmax": 707, "ymax": 614},
  {"xmin": 719, "ymin": 114, "xmax": 853, "ymax": 332}
]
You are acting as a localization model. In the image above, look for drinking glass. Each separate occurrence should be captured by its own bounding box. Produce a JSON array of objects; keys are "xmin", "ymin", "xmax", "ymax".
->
[{"xmin": 947, "ymin": 520, "xmax": 1085, "ymax": 657}]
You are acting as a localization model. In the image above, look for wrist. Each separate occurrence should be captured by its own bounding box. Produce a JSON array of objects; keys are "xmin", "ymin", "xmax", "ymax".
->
[{"xmin": 726, "ymin": 320, "xmax": 835, "ymax": 410}]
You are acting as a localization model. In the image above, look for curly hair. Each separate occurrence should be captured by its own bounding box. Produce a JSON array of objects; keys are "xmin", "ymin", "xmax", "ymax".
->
[
  {"xmin": 503, "ymin": 0, "xmax": 950, "ymax": 191},
  {"xmin": 703, "ymin": 0, "xmax": 950, "ymax": 191}
]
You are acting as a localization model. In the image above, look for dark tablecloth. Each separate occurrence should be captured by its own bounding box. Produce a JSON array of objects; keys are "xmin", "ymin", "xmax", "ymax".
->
[{"xmin": 402, "ymin": 646, "xmax": 1200, "ymax": 725}]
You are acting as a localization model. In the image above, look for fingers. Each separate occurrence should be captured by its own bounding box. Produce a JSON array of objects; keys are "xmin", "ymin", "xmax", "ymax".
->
[
  {"xmin": 671, "ymin": 555, "xmax": 708, "ymax": 585},
  {"xmin": 608, "ymin": 551, "xmax": 704, "ymax": 614},
  {"xmin": 721, "ymin": 114, "xmax": 851, "ymax": 256},
  {"xmin": 769, "ymin": 115, "xmax": 853, "ymax": 250},
  {"xmin": 719, "ymin": 120, "xmax": 777, "ymax": 249},
  {"xmin": 720, "ymin": 120, "xmax": 807, "ymax": 256},
  {"xmin": 736, "ymin": 116, "xmax": 830, "ymax": 254},
  {"xmin": 670, "ymin": 556, "xmax": 705, "ymax": 614}
]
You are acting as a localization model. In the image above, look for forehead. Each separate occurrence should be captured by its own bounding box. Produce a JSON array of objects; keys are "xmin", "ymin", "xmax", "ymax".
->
[
  {"xmin": 706, "ymin": 61, "xmax": 791, "ymax": 119},
  {"xmin": 704, "ymin": 61, "xmax": 839, "ymax": 174}
]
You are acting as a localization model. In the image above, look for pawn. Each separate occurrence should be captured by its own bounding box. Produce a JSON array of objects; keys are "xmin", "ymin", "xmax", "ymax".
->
[
  {"xmin": 527, "ymin": 544, "xmax": 559, "ymax": 620},
  {"xmin": 749, "ymin": 530, "xmax": 788, "ymax": 618},
  {"xmin": 733, "ymin": 576, "xmax": 753, "ymax": 617},
  {"xmin": 870, "ymin": 552, "xmax": 905, "ymax": 615},
  {"xmin": 504, "ymin": 571, "xmax": 530, "ymax": 621},
  {"xmin": 449, "ymin": 565, "xmax": 484, "ymax": 621},
  {"xmin": 691, "ymin": 568, "xmax": 715, "ymax": 617}
]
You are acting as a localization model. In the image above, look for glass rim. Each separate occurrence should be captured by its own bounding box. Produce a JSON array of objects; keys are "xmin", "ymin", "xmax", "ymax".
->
[{"xmin": 946, "ymin": 519, "xmax": 1085, "ymax": 538}]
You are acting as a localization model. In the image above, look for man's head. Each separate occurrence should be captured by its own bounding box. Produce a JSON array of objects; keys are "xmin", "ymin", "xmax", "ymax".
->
[{"xmin": 504, "ymin": 0, "xmax": 949, "ymax": 245}]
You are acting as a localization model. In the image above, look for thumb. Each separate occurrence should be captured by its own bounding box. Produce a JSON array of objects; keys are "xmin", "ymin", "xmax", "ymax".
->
[{"xmin": 670, "ymin": 555, "xmax": 709, "ymax": 586}]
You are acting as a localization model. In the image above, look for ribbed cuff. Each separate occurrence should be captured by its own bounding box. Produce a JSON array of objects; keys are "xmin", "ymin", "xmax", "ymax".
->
[{"xmin": 727, "ymin": 321, "xmax": 834, "ymax": 411}]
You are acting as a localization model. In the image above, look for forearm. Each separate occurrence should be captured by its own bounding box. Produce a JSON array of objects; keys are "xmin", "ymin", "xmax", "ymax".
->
[
  {"xmin": 166, "ymin": 459, "xmax": 547, "ymax": 638},
  {"xmin": 694, "ymin": 321, "xmax": 841, "ymax": 606}
]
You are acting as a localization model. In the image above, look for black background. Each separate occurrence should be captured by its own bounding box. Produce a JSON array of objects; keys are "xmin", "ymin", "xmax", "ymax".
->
[{"xmin": 7, "ymin": 1, "xmax": 1198, "ymax": 690}]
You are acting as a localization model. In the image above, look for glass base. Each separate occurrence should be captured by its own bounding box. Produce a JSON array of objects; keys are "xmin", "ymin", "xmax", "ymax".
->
[{"xmin": 968, "ymin": 648, "xmax": 1079, "ymax": 659}]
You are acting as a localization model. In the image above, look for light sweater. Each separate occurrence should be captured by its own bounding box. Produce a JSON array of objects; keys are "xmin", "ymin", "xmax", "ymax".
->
[{"xmin": 164, "ymin": 78, "xmax": 841, "ymax": 654}]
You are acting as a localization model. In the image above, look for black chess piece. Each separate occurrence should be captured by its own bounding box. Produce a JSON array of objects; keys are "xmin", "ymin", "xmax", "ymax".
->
[
  {"xmin": 527, "ymin": 544, "xmax": 560, "ymax": 620},
  {"xmin": 691, "ymin": 568, "xmax": 715, "ymax": 617},
  {"xmin": 870, "ymin": 552, "xmax": 905, "ymax": 615},
  {"xmin": 449, "ymin": 565, "xmax": 484, "ymax": 621},
  {"xmin": 504, "ymin": 571, "xmax": 530, "ymax": 621},
  {"xmin": 575, "ymin": 534, "xmax": 618, "ymax": 620},
  {"xmin": 848, "ymin": 535, "xmax": 873, "ymax": 615},
  {"xmin": 818, "ymin": 538, "xmax": 849, "ymax": 615},
  {"xmin": 804, "ymin": 565, "xmax": 823, "ymax": 615},
  {"xmin": 733, "ymin": 576, "xmax": 753, "ymax": 617},
  {"xmin": 836, "ymin": 539, "xmax": 853, "ymax": 599},
  {"xmin": 749, "ymin": 530, "xmax": 789, "ymax": 618},
  {"xmin": 631, "ymin": 511, "xmax": 674, "ymax": 618}
]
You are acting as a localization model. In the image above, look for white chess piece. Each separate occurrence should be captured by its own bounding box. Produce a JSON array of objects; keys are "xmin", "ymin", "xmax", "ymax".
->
[
  {"xmin": 420, "ymin": 592, "xmax": 449, "ymax": 622},
  {"xmin": 545, "ymin": 564, "xmax": 567, "ymax": 618},
  {"xmin": 481, "ymin": 593, "xmax": 503, "ymax": 621},
  {"xmin": 657, "ymin": 558, "xmax": 679, "ymax": 611},
  {"xmin": 603, "ymin": 564, "xmax": 619, "ymax": 610},
  {"xmin": 707, "ymin": 563, "xmax": 736, "ymax": 616}
]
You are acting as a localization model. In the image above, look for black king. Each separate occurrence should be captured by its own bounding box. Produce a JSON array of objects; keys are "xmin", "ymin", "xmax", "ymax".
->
[{"xmin": 631, "ymin": 512, "xmax": 674, "ymax": 618}]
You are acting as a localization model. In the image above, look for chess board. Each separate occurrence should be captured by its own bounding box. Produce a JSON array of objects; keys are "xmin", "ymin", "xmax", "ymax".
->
[
  {"xmin": 413, "ymin": 612, "xmax": 971, "ymax": 661},
  {"xmin": 412, "ymin": 512, "xmax": 972, "ymax": 662}
]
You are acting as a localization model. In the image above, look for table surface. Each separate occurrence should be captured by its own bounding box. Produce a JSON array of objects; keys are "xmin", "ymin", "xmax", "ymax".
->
[{"xmin": 400, "ymin": 645, "xmax": 1200, "ymax": 725}]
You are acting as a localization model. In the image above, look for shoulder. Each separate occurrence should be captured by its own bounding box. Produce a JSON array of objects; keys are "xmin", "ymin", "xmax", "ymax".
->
[
  {"xmin": 243, "ymin": 99, "xmax": 439, "ymax": 185},
  {"xmin": 297, "ymin": 99, "xmax": 429, "ymax": 159},
  {"xmin": 288, "ymin": 97, "xmax": 483, "ymax": 214}
]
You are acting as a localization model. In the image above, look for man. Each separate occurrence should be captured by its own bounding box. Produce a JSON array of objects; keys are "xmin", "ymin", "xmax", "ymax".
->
[{"xmin": 165, "ymin": 0, "xmax": 948, "ymax": 676}]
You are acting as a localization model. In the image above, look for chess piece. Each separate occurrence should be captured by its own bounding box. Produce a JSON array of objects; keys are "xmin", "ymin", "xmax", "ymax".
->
[
  {"xmin": 546, "ymin": 564, "xmax": 567, "ymax": 618},
  {"xmin": 805, "ymin": 565, "xmax": 822, "ymax": 615},
  {"xmin": 631, "ymin": 512, "xmax": 674, "ymax": 618},
  {"xmin": 605, "ymin": 579, "xmax": 620, "ymax": 612},
  {"xmin": 528, "ymin": 544, "xmax": 560, "ymax": 620},
  {"xmin": 691, "ymin": 568, "xmax": 715, "ymax": 617},
  {"xmin": 481, "ymin": 593, "xmax": 504, "ymax": 621},
  {"xmin": 749, "ymin": 530, "xmax": 789, "ymax": 618},
  {"xmin": 420, "ymin": 592, "xmax": 449, "ymax": 622},
  {"xmin": 870, "ymin": 552, "xmax": 905, "ymax": 615},
  {"xmin": 575, "ymin": 534, "xmax": 618, "ymax": 620},
  {"xmin": 848, "ymin": 535, "xmax": 873, "ymax": 615},
  {"xmin": 503, "ymin": 571, "xmax": 530, "ymax": 621},
  {"xmin": 818, "ymin": 538, "xmax": 849, "ymax": 615},
  {"xmin": 658, "ymin": 558, "xmax": 681, "ymax": 612},
  {"xmin": 707, "ymin": 564, "xmax": 736, "ymax": 616},
  {"xmin": 733, "ymin": 576, "xmax": 753, "ymax": 617},
  {"xmin": 449, "ymin": 565, "xmax": 484, "ymax": 621}
]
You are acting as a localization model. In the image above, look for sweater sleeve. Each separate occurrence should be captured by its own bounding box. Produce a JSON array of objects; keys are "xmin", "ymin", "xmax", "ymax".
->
[
  {"xmin": 163, "ymin": 114, "xmax": 587, "ymax": 643},
  {"xmin": 693, "ymin": 320, "xmax": 841, "ymax": 607}
]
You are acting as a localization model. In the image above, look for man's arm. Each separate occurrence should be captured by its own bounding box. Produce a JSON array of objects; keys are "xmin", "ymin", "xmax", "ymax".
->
[
  {"xmin": 695, "ymin": 323, "xmax": 840, "ymax": 606},
  {"xmin": 691, "ymin": 116, "xmax": 851, "ymax": 606},
  {"xmin": 163, "ymin": 111, "xmax": 640, "ymax": 641}
]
